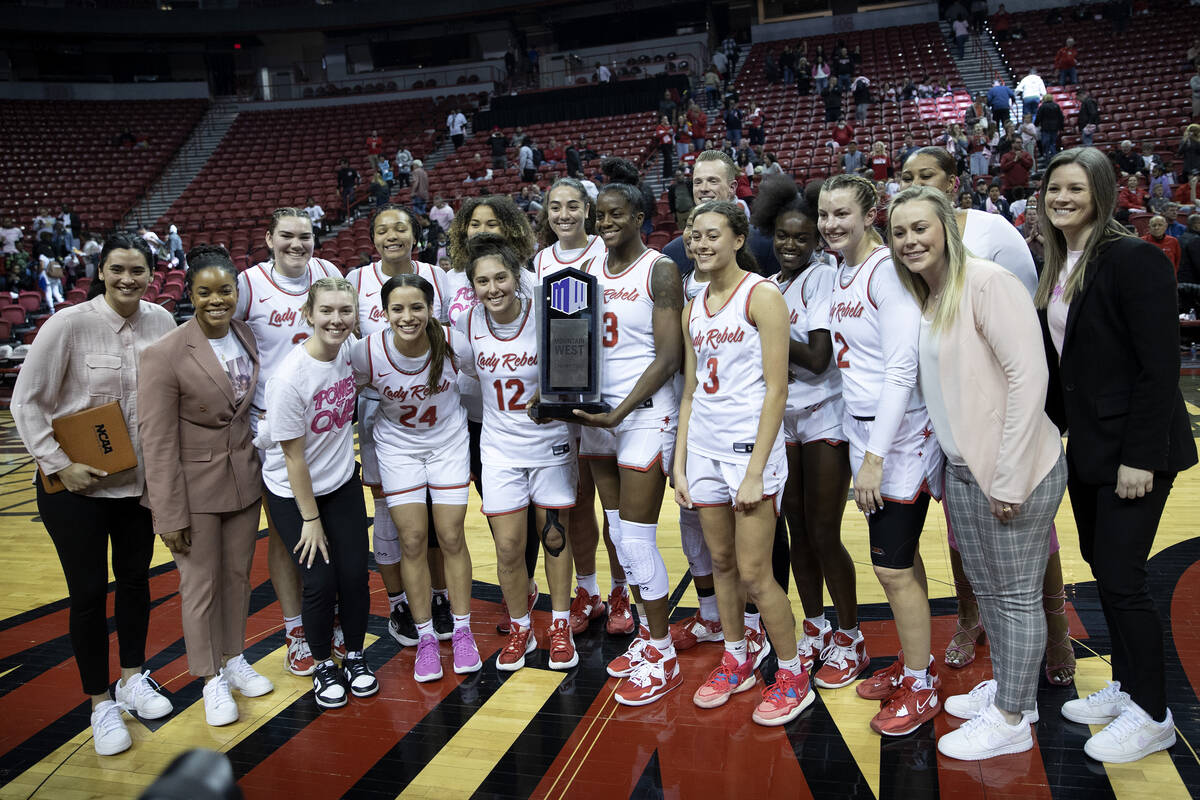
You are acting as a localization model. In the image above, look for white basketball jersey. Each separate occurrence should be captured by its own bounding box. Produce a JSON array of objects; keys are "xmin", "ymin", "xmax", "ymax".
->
[
  {"xmin": 775, "ymin": 262, "xmax": 841, "ymax": 413},
  {"xmin": 349, "ymin": 260, "xmax": 449, "ymax": 336},
  {"xmin": 463, "ymin": 302, "xmax": 573, "ymax": 467},
  {"xmin": 445, "ymin": 267, "xmax": 538, "ymax": 330},
  {"xmin": 534, "ymin": 235, "xmax": 607, "ymax": 280},
  {"xmin": 350, "ymin": 330, "xmax": 466, "ymax": 452},
  {"xmin": 687, "ymin": 274, "xmax": 785, "ymax": 464},
  {"xmin": 827, "ymin": 246, "xmax": 924, "ymax": 418},
  {"xmin": 591, "ymin": 248, "xmax": 675, "ymax": 426},
  {"xmin": 238, "ymin": 257, "xmax": 341, "ymax": 411}
]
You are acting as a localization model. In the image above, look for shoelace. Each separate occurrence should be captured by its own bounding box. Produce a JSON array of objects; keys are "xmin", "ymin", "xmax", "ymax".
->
[
  {"xmin": 94, "ymin": 703, "xmax": 124, "ymax": 737},
  {"xmin": 966, "ymin": 680, "xmax": 997, "ymax": 705},
  {"xmin": 819, "ymin": 639, "xmax": 854, "ymax": 670},
  {"xmin": 621, "ymin": 637, "xmax": 649, "ymax": 664},
  {"xmin": 610, "ymin": 591, "xmax": 630, "ymax": 615},
  {"xmin": 957, "ymin": 707, "xmax": 999, "ymax": 736},
  {"xmin": 703, "ymin": 660, "xmax": 738, "ymax": 691},
  {"xmin": 289, "ymin": 633, "xmax": 313, "ymax": 660},
  {"xmin": 1086, "ymin": 681, "xmax": 1123, "ymax": 706},
  {"xmin": 208, "ymin": 675, "xmax": 234, "ymax": 701},
  {"xmin": 344, "ymin": 658, "xmax": 372, "ymax": 681},
  {"xmin": 127, "ymin": 671, "xmax": 161, "ymax": 701},
  {"xmin": 626, "ymin": 656, "xmax": 662, "ymax": 688},
  {"xmin": 1103, "ymin": 708, "xmax": 1148, "ymax": 740},
  {"xmin": 227, "ymin": 657, "xmax": 257, "ymax": 682},
  {"xmin": 761, "ymin": 672, "xmax": 799, "ymax": 704},
  {"xmin": 549, "ymin": 624, "xmax": 571, "ymax": 655},
  {"xmin": 502, "ymin": 629, "xmax": 530, "ymax": 656}
]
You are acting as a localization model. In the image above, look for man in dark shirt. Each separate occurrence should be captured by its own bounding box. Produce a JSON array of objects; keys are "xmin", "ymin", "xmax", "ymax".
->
[
  {"xmin": 1075, "ymin": 89, "xmax": 1100, "ymax": 146},
  {"xmin": 488, "ymin": 127, "xmax": 508, "ymax": 169},
  {"xmin": 336, "ymin": 157, "xmax": 358, "ymax": 217}
]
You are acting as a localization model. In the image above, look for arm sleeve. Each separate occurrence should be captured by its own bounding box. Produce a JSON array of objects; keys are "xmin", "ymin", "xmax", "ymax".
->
[
  {"xmin": 865, "ymin": 263, "xmax": 921, "ymax": 457},
  {"xmin": 973, "ymin": 270, "xmax": 1052, "ymax": 501},
  {"xmin": 266, "ymin": 375, "xmax": 309, "ymax": 443},
  {"xmin": 10, "ymin": 315, "xmax": 73, "ymax": 474}
]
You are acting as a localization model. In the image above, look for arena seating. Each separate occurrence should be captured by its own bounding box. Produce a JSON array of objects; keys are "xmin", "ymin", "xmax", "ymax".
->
[
  {"xmin": 157, "ymin": 97, "xmax": 443, "ymax": 266},
  {"xmin": 0, "ymin": 99, "xmax": 209, "ymax": 232},
  {"xmin": 991, "ymin": 3, "xmax": 1196, "ymax": 157},
  {"xmin": 724, "ymin": 23, "xmax": 966, "ymax": 181}
]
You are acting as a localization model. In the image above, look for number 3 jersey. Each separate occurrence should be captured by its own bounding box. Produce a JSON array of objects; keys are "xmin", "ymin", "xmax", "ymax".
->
[
  {"xmin": 349, "ymin": 330, "xmax": 466, "ymax": 452},
  {"xmin": 452, "ymin": 302, "xmax": 573, "ymax": 468},
  {"xmin": 590, "ymin": 249, "xmax": 676, "ymax": 430},
  {"xmin": 686, "ymin": 273, "xmax": 785, "ymax": 465}
]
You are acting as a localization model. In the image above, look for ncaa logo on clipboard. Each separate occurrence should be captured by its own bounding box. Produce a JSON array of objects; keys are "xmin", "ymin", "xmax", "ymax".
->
[{"xmin": 549, "ymin": 275, "xmax": 588, "ymax": 315}]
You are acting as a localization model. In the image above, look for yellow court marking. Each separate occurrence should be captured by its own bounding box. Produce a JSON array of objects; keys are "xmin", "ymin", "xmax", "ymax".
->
[
  {"xmin": 1073, "ymin": 656, "xmax": 1194, "ymax": 799},
  {"xmin": 397, "ymin": 667, "xmax": 564, "ymax": 800},
  {"xmin": 0, "ymin": 665, "xmax": 18, "ymax": 680},
  {"xmin": 817, "ymin": 683, "xmax": 882, "ymax": 797}
]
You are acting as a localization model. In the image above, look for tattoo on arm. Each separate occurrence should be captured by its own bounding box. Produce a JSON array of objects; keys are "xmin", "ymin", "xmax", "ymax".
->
[{"xmin": 651, "ymin": 258, "xmax": 684, "ymax": 312}]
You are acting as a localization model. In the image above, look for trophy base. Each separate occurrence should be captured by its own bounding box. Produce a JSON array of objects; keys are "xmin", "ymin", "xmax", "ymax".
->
[{"xmin": 531, "ymin": 401, "xmax": 611, "ymax": 421}]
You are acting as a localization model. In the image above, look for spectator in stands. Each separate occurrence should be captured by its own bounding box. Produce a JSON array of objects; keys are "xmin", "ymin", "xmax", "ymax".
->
[
  {"xmin": 852, "ymin": 75, "xmax": 871, "ymax": 122},
  {"xmin": 917, "ymin": 76, "xmax": 935, "ymax": 99},
  {"xmin": 812, "ymin": 56, "xmax": 831, "ymax": 96},
  {"xmin": 1016, "ymin": 68, "xmax": 1045, "ymax": 119},
  {"xmin": 964, "ymin": 94, "xmax": 986, "ymax": 129},
  {"xmin": 167, "ymin": 225, "xmax": 185, "ymax": 268},
  {"xmin": 968, "ymin": 125, "xmax": 991, "ymax": 176},
  {"xmin": 969, "ymin": 0, "xmax": 987, "ymax": 29},
  {"xmin": 723, "ymin": 33, "xmax": 739, "ymax": 72},
  {"xmin": 595, "ymin": 62, "xmax": 611, "ymax": 83},
  {"xmin": 304, "ymin": 197, "xmax": 326, "ymax": 236},
  {"xmin": 654, "ymin": 116, "xmax": 675, "ymax": 180},
  {"xmin": 33, "ymin": 207, "xmax": 55, "ymax": 239},
  {"xmin": 1178, "ymin": 124, "xmax": 1200, "ymax": 179},
  {"xmin": 896, "ymin": 134, "xmax": 918, "ymax": 168},
  {"xmin": 779, "ymin": 44, "xmax": 796, "ymax": 84},
  {"xmin": 869, "ymin": 141, "xmax": 891, "ymax": 181},
  {"xmin": 1190, "ymin": 64, "xmax": 1200, "ymax": 119},
  {"xmin": 576, "ymin": 136, "xmax": 600, "ymax": 162},
  {"xmin": 369, "ymin": 168, "xmax": 390, "ymax": 207},
  {"xmin": 564, "ymin": 141, "xmax": 583, "ymax": 179},
  {"xmin": 428, "ymin": 197, "xmax": 454, "ymax": 234},
  {"xmin": 833, "ymin": 46, "xmax": 854, "ymax": 93},
  {"xmin": 764, "ymin": 50, "xmax": 779, "ymax": 85},
  {"xmin": 1117, "ymin": 174, "xmax": 1147, "ymax": 222},
  {"xmin": 841, "ymin": 141, "xmax": 866, "ymax": 175},
  {"xmin": 668, "ymin": 168, "xmax": 695, "ymax": 230},
  {"xmin": 984, "ymin": 183, "xmax": 1012, "ymax": 221},
  {"xmin": 1138, "ymin": 142, "xmax": 1162, "ymax": 176},
  {"xmin": 704, "ymin": 65, "xmax": 721, "ymax": 108},
  {"xmin": 1148, "ymin": 183, "xmax": 1171, "ymax": 215},
  {"xmin": 958, "ymin": 190, "xmax": 976, "ymax": 210},
  {"xmin": 1167, "ymin": 205, "xmax": 1188, "ymax": 240},
  {"xmin": 658, "ymin": 90, "xmax": 678, "ymax": 126},
  {"xmin": 1035, "ymin": 95, "xmax": 1064, "ymax": 161},
  {"xmin": 394, "ymin": 146, "xmax": 412, "ymax": 188},
  {"xmin": 676, "ymin": 120, "xmax": 693, "ymax": 160},
  {"xmin": 410, "ymin": 159, "xmax": 429, "ymax": 216},
  {"xmin": 953, "ymin": 14, "xmax": 970, "ymax": 58},
  {"xmin": 1055, "ymin": 38, "xmax": 1079, "ymax": 86},
  {"xmin": 518, "ymin": 138, "xmax": 537, "ymax": 183},
  {"xmin": 987, "ymin": 79, "xmax": 1017, "ymax": 125},
  {"xmin": 366, "ymin": 130, "xmax": 383, "ymax": 170},
  {"xmin": 446, "ymin": 107, "xmax": 468, "ymax": 150},
  {"xmin": 829, "ymin": 119, "xmax": 855, "ymax": 150},
  {"xmin": 516, "ymin": 184, "xmax": 543, "ymax": 217},
  {"xmin": 991, "ymin": 3, "xmax": 1013, "ymax": 40},
  {"xmin": 510, "ymin": 127, "xmax": 527, "ymax": 148},
  {"xmin": 823, "ymin": 85, "xmax": 843, "ymax": 123},
  {"xmin": 543, "ymin": 137, "xmax": 565, "ymax": 166},
  {"xmin": 1075, "ymin": 89, "xmax": 1099, "ymax": 147},
  {"xmin": 723, "ymin": 101, "xmax": 744, "ymax": 146},
  {"xmin": 1113, "ymin": 139, "xmax": 1141, "ymax": 178},
  {"xmin": 0, "ymin": 217, "xmax": 21, "ymax": 255},
  {"xmin": 1143, "ymin": 215, "xmax": 1181, "ymax": 273},
  {"xmin": 999, "ymin": 146, "xmax": 1034, "ymax": 192},
  {"xmin": 747, "ymin": 105, "xmax": 765, "ymax": 146},
  {"xmin": 688, "ymin": 102, "xmax": 708, "ymax": 151},
  {"xmin": 762, "ymin": 152, "xmax": 784, "ymax": 175},
  {"xmin": 336, "ymin": 158, "xmax": 358, "ymax": 217},
  {"xmin": 943, "ymin": 122, "xmax": 969, "ymax": 172}
]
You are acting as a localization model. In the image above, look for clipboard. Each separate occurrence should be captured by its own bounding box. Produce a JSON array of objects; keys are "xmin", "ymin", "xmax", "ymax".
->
[{"xmin": 38, "ymin": 401, "xmax": 137, "ymax": 493}]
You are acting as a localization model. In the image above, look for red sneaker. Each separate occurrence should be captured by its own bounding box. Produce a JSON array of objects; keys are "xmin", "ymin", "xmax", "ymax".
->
[
  {"xmin": 498, "ymin": 583, "xmax": 540, "ymax": 635},
  {"xmin": 331, "ymin": 616, "xmax": 347, "ymax": 662},
  {"xmin": 693, "ymin": 651, "xmax": 756, "ymax": 708},
  {"xmin": 569, "ymin": 587, "xmax": 605, "ymax": 635},
  {"xmin": 798, "ymin": 619, "xmax": 833, "ymax": 671},
  {"xmin": 857, "ymin": 658, "xmax": 903, "ymax": 701},
  {"xmin": 671, "ymin": 612, "xmax": 723, "ymax": 651},
  {"xmin": 285, "ymin": 626, "xmax": 315, "ymax": 677},
  {"xmin": 753, "ymin": 667, "xmax": 815, "ymax": 726},
  {"xmin": 606, "ymin": 586, "xmax": 634, "ymax": 635},
  {"xmin": 870, "ymin": 675, "xmax": 940, "ymax": 736},
  {"xmin": 497, "ymin": 622, "xmax": 537, "ymax": 672},
  {"xmin": 614, "ymin": 645, "xmax": 682, "ymax": 707},
  {"xmin": 746, "ymin": 626, "xmax": 772, "ymax": 669},
  {"xmin": 606, "ymin": 626, "xmax": 650, "ymax": 677},
  {"xmin": 547, "ymin": 618, "xmax": 578, "ymax": 670},
  {"xmin": 813, "ymin": 631, "xmax": 870, "ymax": 689}
]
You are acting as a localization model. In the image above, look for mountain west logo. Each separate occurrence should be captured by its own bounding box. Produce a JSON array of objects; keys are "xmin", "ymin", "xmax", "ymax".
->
[{"xmin": 549, "ymin": 275, "xmax": 588, "ymax": 315}]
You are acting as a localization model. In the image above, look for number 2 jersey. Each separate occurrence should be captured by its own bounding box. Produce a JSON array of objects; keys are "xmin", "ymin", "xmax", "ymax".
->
[
  {"xmin": 590, "ymin": 248, "xmax": 675, "ymax": 429},
  {"xmin": 349, "ymin": 330, "xmax": 466, "ymax": 452},
  {"xmin": 774, "ymin": 261, "xmax": 841, "ymax": 414},
  {"xmin": 686, "ymin": 273, "xmax": 785, "ymax": 465},
  {"xmin": 452, "ymin": 301, "xmax": 573, "ymax": 468}
]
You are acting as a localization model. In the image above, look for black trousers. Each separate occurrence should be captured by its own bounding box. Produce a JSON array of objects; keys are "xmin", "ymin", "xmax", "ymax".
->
[
  {"xmin": 37, "ymin": 482, "xmax": 156, "ymax": 696},
  {"xmin": 267, "ymin": 470, "xmax": 370, "ymax": 662},
  {"xmin": 1068, "ymin": 471, "xmax": 1176, "ymax": 721}
]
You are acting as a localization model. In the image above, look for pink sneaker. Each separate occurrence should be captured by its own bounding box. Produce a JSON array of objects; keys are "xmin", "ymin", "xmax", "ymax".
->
[
  {"xmin": 693, "ymin": 651, "xmax": 756, "ymax": 709},
  {"xmin": 413, "ymin": 634, "xmax": 442, "ymax": 683},
  {"xmin": 753, "ymin": 667, "xmax": 815, "ymax": 726},
  {"xmin": 451, "ymin": 627, "xmax": 481, "ymax": 674}
]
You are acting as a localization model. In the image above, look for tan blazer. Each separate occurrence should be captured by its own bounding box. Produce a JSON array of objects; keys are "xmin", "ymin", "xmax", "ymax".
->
[
  {"xmin": 933, "ymin": 258, "xmax": 1062, "ymax": 504},
  {"xmin": 138, "ymin": 318, "xmax": 261, "ymax": 533}
]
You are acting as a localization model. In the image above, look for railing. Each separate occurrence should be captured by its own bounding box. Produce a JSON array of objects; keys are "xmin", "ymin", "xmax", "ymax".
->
[
  {"xmin": 537, "ymin": 40, "xmax": 709, "ymax": 91},
  {"xmin": 250, "ymin": 64, "xmax": 504, "ymax": 103}
]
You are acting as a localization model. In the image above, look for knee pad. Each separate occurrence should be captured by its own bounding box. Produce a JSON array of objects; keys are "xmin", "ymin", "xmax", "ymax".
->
[
  {"xmin": 679, "ymin": 508, "xmax": 712, "ymax": 578},
  {"xmin": 540, "ymin": 508, "xmax": 567, "ymax": 557},
  {"xmin": 618, "ymin": 519, "xmax": 669, "ymax": 601},
  {"xmin": 372, "ymin": 499, "xmax": 402, "ymax": 565}
]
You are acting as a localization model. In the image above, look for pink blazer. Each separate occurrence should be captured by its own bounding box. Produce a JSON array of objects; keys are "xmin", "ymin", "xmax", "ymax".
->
[{"xmin": 933, "ymin": 258, "xmax": 1062, "ymax": 504}]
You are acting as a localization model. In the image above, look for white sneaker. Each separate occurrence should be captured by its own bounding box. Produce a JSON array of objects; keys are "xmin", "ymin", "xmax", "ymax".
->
[
  {"xmin": 945, "ymin": 679, "xmax": 1039, "ymax": 723},
  {"xmin": 114, "ymin": 671, "xmax": 173, "ymax": 720},
  {"xmin": 1061, "ymin": 680, "xmax": 1130, "ymax": 725},
  {"xmin": 90, "ymin": 700, "xmax": 131, "ymax": 756},
  {"xmin": 1084, "ymin": 704, "xmax": 1175, "ymax": 763},
  {"xmin": 937, "ymin": 703, "xmax": 1034, "ymax": 761},
  {"xmin": 202, "ymin": 675, "xmax": 239, "ymax": 727},
  {"xmin": 223, "ymin": 654, "xmax": 274, "ymax": 698}
]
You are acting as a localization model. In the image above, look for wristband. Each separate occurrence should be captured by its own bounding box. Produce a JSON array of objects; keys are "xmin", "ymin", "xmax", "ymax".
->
[{"xmin": 302, "ymin": 515, "xmax": 319, "ymax": 523}]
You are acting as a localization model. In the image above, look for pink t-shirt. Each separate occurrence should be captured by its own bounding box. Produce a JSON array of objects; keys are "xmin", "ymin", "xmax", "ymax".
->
[{"xmin": 1047, "ymin": 249, "xmax": 1083, "ymax": 357}]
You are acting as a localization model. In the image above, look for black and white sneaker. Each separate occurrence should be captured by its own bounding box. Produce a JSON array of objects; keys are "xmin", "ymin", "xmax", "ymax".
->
[
  {"xmin": 389, "ymin": 601, "xmax": 419, "ymax": 647},
  {"xmin": 432, "ymin": 593, "xmax": 453, "ymax": 641},
  {"xmin": 312, "ymin": 660, "xmax": 347, "ymax": 709},
  {"xmin": 342, "ymin": 656, "xmax": 379, "ymax": 698}
]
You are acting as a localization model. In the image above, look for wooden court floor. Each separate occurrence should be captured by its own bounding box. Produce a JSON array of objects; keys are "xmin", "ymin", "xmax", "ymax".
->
[{"xmin": 1, "ymin": 381, "xmax": 1199, "ymax": 799}]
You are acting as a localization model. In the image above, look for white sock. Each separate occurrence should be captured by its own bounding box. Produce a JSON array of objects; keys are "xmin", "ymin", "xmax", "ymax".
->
[
  {"xmin": 511, "ymin": 613, "xmax": 531, "ymax": 631},
  {"xmin": 611, "ymin": 577, "xmax": 627, "ymax": 594},
  {"xmin": 778, "ymin": 655, "xmax": 803, "ymax": 674},
  {"xmin": 388, "ymin": 593, "xmax": 405, "ymax": 612},
  {"xmin": 432, "ymin": 588, "xmax": 449, "ymax": 600},
  {"xmin": 650, "ymin": 634, "xmax": 674, "ymax": 655},
  {"xmin": 839, "ymin": 625, "xmax": 861, "ymax": 640},
  {"xmin": 744, "ymin": 611, "xmax": 761, "ymax": 632},
  {"xmin": 724, "ymin": 638, "xmax": 748, "ymax": 665},
  {"xmin": 283, "ymin": 615, "xmax": 302, "ymax": 635},
  {"xmin": 416, "ymin": 619, "xmax": 434, "ymax": 639},
  {"xmin": 698, "ymin": 594, "xmax": 718, "ymax": 621},
  {"xmin": 903, "ymin": 664, "xmax": 931, "ymax": 689},
  {"xmin": 346, "ymin": 650, "xmax": 363, "ymax": 660},
  {"xmin": 577, "ymin": 572, "xmax": 600, "ymax": 597},
  {"xmin": 452, "ymin": 613, "xmax": 470, "ymax": 631},
  {"xmin": 552, "ymin": 609, "xmax": 570, "ymax": 624},
  {"xmin": 805, "ymin": 614, "xmax": 828, "ymax": 630}
]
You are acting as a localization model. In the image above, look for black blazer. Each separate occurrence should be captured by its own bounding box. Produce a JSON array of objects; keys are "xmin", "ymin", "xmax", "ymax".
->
[{"xmin": 1043, "ymin": 236, "xmax": 1196, "ymax": 484}]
